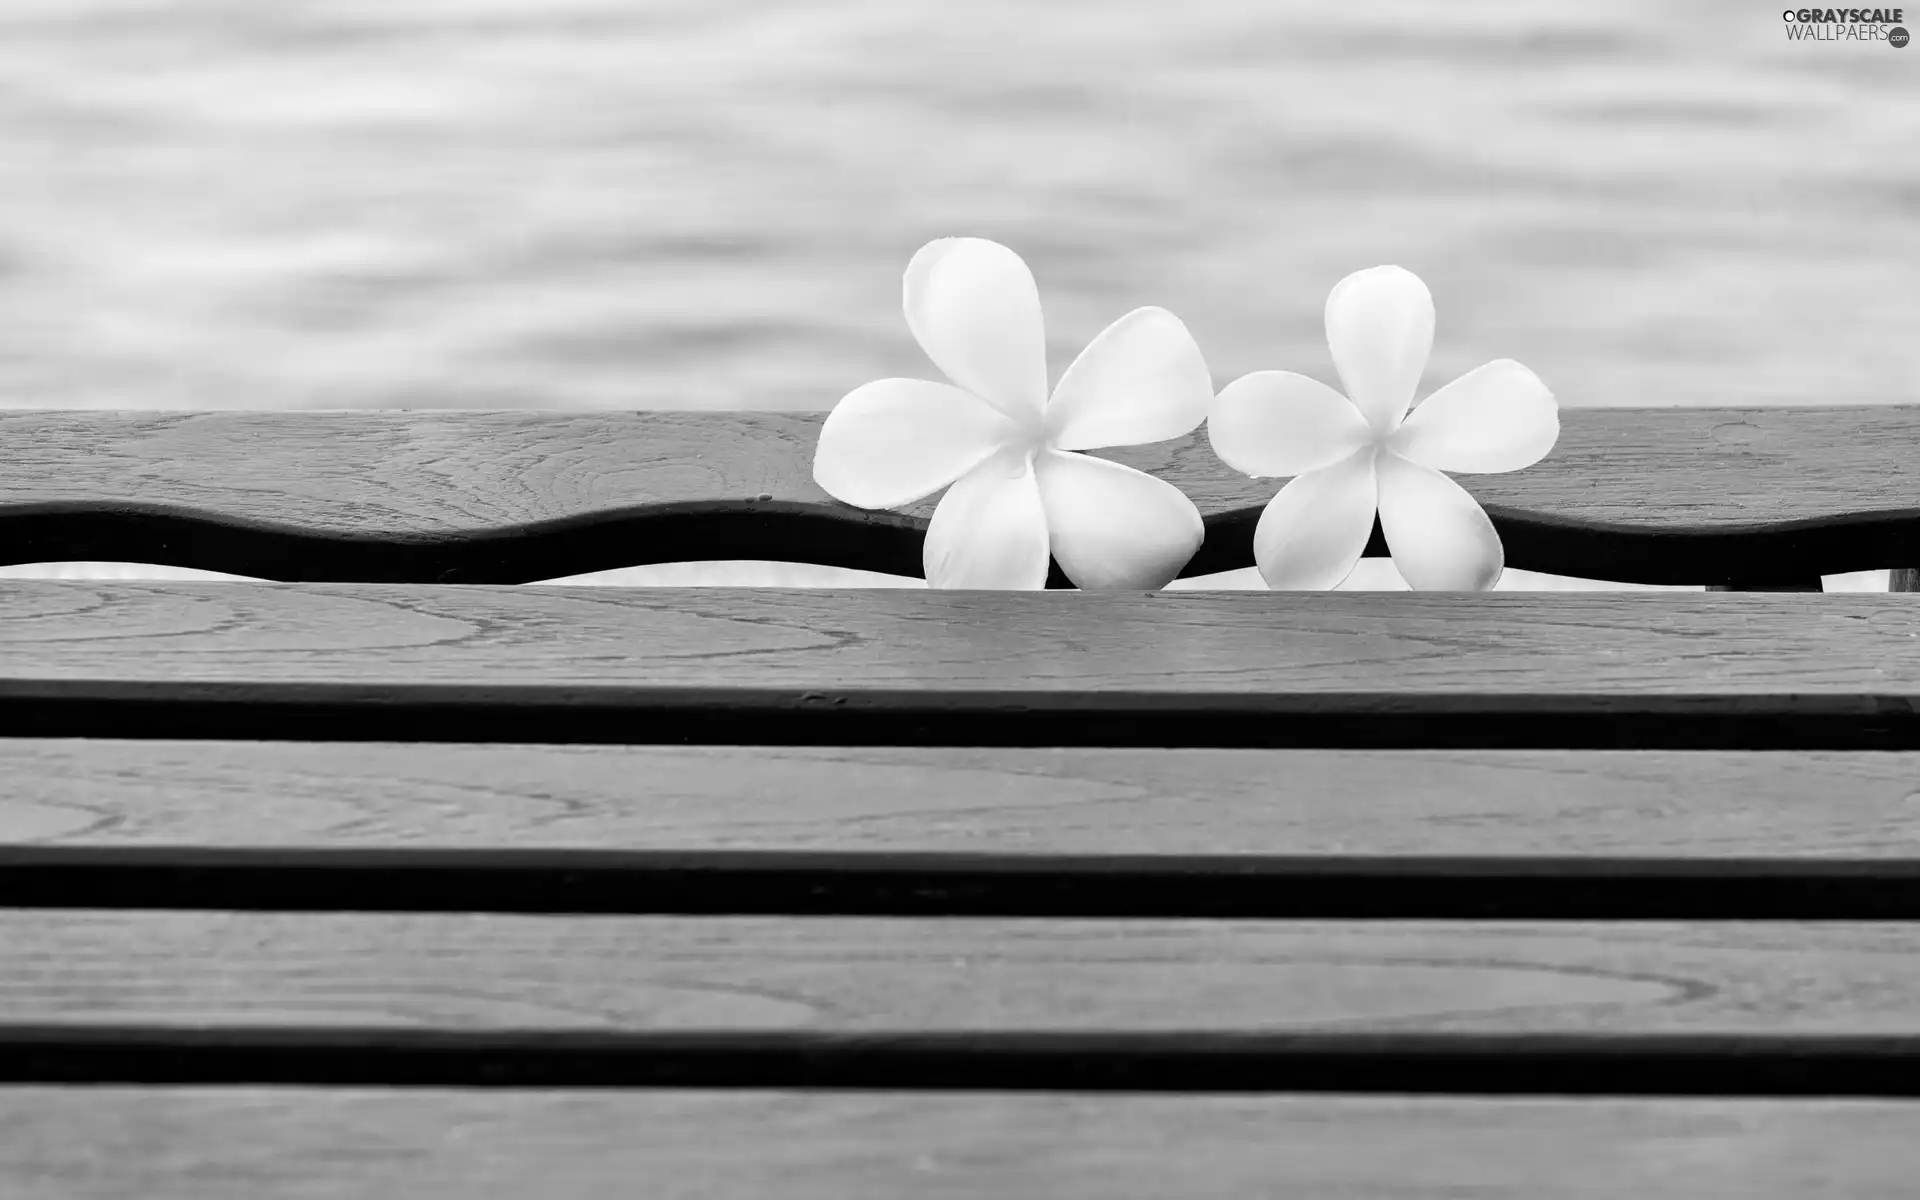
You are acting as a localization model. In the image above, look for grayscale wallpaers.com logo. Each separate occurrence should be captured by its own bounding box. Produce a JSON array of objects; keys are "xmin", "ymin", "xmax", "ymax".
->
[{"xmin": 1781, "ymin": 7, "xmax": 1909, "ymax": 43}]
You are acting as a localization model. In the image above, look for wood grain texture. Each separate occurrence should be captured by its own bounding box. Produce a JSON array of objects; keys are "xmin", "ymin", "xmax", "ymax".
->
[
  {"xmin": 0, "ymin": 583, "xmax": 1914, "ymax": 695},
  {"xmin": 8, "ymin": 913, "xmax": 1920, "ymax": 1035},
  {"xmin": 0, "ymin": 584, "xmax": 1916, "ymax": 746},
  {"xmin": 1, "ymin": 409, "xmax": 1916, "ymax": 581},
  {"xmin": 2, "ymin": 1089, "xmax": 1915, "ymax": 1199},
  {"xmin": 5, "ymin": 407, "xmax": 1916, "ymax": 531},
  {"xmin": 6, "ymin": 741, "xmax": 1920, "ymax": 859}
]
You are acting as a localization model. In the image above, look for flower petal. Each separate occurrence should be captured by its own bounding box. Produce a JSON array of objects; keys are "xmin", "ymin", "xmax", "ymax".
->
[
  {"xmin": 1208, "ymin": 371, "xmax": 1373, "ymax": 478},
  {"xmin": 1324, "ymin": 265, "xmax": 1434, "ymax": 434},
  {"xmin": 922, "ymin": 450, "xmax": 1051, "ymax": 589},
  {"xmin": 1375, "ymin": 451, "xmax": 1504, "ymax": 590},
  {"xmin": 903, "ymin": 238, "xmax": 1049, "ymax": 419},
  {"xmin": 1034, "ymin": 450, "xmax": 1203, "ymax": 590},
  {"xmin": 814, "ymin": 379, "xmax": 1014, "ymax": 509},
  {"xmin": 1045, "ymin": 307, "xmax": 1211, "ymax": 451},
  {"xmin": 1251, "ymin": 447, "xmax": 1380, "ymax": 590},
  {"xmin": 1389, "ymin": 358, "xmax": 1559, "ymax": 474}
]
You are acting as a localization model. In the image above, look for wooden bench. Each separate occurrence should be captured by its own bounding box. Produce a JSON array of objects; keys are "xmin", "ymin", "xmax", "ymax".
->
[{"xmin": 1, "ymin": 405, "xmax": 1917, "ymax": 1198}]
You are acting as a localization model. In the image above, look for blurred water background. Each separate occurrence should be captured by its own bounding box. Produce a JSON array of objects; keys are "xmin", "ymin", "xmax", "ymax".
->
[{"xmin": 2, "ymin": 0, "xmax": 1912, "ymax": 588}]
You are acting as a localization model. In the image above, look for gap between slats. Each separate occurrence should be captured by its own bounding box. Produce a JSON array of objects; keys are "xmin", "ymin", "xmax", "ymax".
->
[
  {"xmin": 6, "ymin": 1027, "xmax": 1920, "ymax": 1096},
  {"xmin": 9, "ymin": 847, "xmax": 1920, "ymax": 918},
  {"xmin": 5, "ymin": 691, "xmax": 1920, "ymax": 749},
  {"xmin": 0, "ymin": 504, "xmax": 1912, "ymax": 587}
]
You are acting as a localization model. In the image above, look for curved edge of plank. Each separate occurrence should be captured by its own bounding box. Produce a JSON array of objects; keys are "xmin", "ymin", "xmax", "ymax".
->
[{"xmin": 1, "ymin": 498, "xmax": 1917, "ymax": 586}]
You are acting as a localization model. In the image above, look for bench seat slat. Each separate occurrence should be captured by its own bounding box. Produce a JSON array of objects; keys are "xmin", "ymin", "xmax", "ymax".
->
[
  {"xmin": 7, "ymin": 741, "xmax": 1918, "ymax": 858},
  {"xmin": 5, "ymin": 913, "xmax": 1920, "ymax": 1036},
  {"xmin": 0, "ymin": 585, "xmax": 1915, "ymax": 748},
  {"xmin": 6, "ymin": 583, "xmax": 1909, "ymax": 695},
  {"xmin": 5, "ymin": 584, "xmax": 1913, "ymax": 694},
  {"xmin": 2, "ymin": 1088, "xmax": 1914, "ymax": 1198}
]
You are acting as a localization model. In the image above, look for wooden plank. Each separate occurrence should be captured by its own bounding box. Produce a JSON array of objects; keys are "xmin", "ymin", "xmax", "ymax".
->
[
  {"xmin": 0, "ymin": 585, "xmax": 1914, "ymax": 747},
  {"xmin": 7, "ymin": 742, "xmax": 1919, "ymax": 859},
  {"xmin": 2, "ymin": 1089, "xmax": 1915, "ymax": 1198},
  {"xmin": 7, "ymin": 584, "xmax": 1905, "ymax": 696},
  {"xmin": 3, "ymin": 407, "xmax": 1914, "ymax": 533},
  {"xmin": 5, "ymin": 913, "xmax": 1920, "ymax": 1036},
  {"xmin": 0, "ymin": 583, "xmax": 1912, "ymax": 744},
  {"xmin": 1, "ymin": 409, "xmax": 1916, "ymax": 582}
]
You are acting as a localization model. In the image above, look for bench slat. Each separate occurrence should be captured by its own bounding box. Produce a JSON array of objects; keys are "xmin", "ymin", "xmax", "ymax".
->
[
  {"xmin": 0, "ymin": 585, "xmax": 1915, "ymax": 748},
  {"xmin": 7, "ymin": 741, "xmax": 1917, "ymax": 859},
  {"xmin": 4, "ymin": 913, "xmax": 1920, "ymax": 1036},
  {"xmin": 2, "ymin": 1088, "xmax": 1913, "ymax": 1198},
  {"xmin": 1, "ymin": 408, "xmax": 1916, "ymax": 582},
  {"xmin": 7, "ymin": 583, "xmax": 1904, "ymax": 693},
  {"xmin": 2, "ymin": 407, "xmax": 1913, "ymax": 532}
]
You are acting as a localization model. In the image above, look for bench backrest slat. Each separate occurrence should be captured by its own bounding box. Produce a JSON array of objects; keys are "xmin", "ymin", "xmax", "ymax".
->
[{"xmin": 2, "ymin": 407, "xmax": 1915, "ymax": 585}]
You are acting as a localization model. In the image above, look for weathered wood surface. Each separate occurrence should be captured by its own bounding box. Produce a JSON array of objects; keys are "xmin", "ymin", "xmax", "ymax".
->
[
  {"xmin": 2, "ymin": 1089, "xmax": 1914, "ymax": 1198},
  {"xmin": 7, "ymin": 741, "xmax": 1919, "ymax": 858},
  {"xmin": 3, "ymin": 407, "xmax": 1915, "ymax": 531},
  {"xmin": 0, "ymin": 409, "xmax": 1916, "ymax": 581},
  {"xmin": 7, "ymin": 913, "xmax": 1920, "ymax": 1035},
  {"xmin": 0, "ymin": 584, "xmax": 1913, "ymax": 695},
  {"xmin": 1, "ymin": 585, "xmax": 1914, "ymax": 746}
]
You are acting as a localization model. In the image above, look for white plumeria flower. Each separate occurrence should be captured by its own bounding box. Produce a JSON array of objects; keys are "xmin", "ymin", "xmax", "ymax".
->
[
  {"xmin": 814, "ymin": 238, "xmax": 1212, "ymax": 590},
  {"xmin": 1208, "ymin": 265, "xmax": 1559, "ymax": 591}
]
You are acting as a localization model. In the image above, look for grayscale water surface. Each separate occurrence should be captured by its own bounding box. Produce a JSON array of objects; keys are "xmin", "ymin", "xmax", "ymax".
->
[{"xmin": 3, "ymin": 0, "xmax": 1913, "ymax": 414}]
